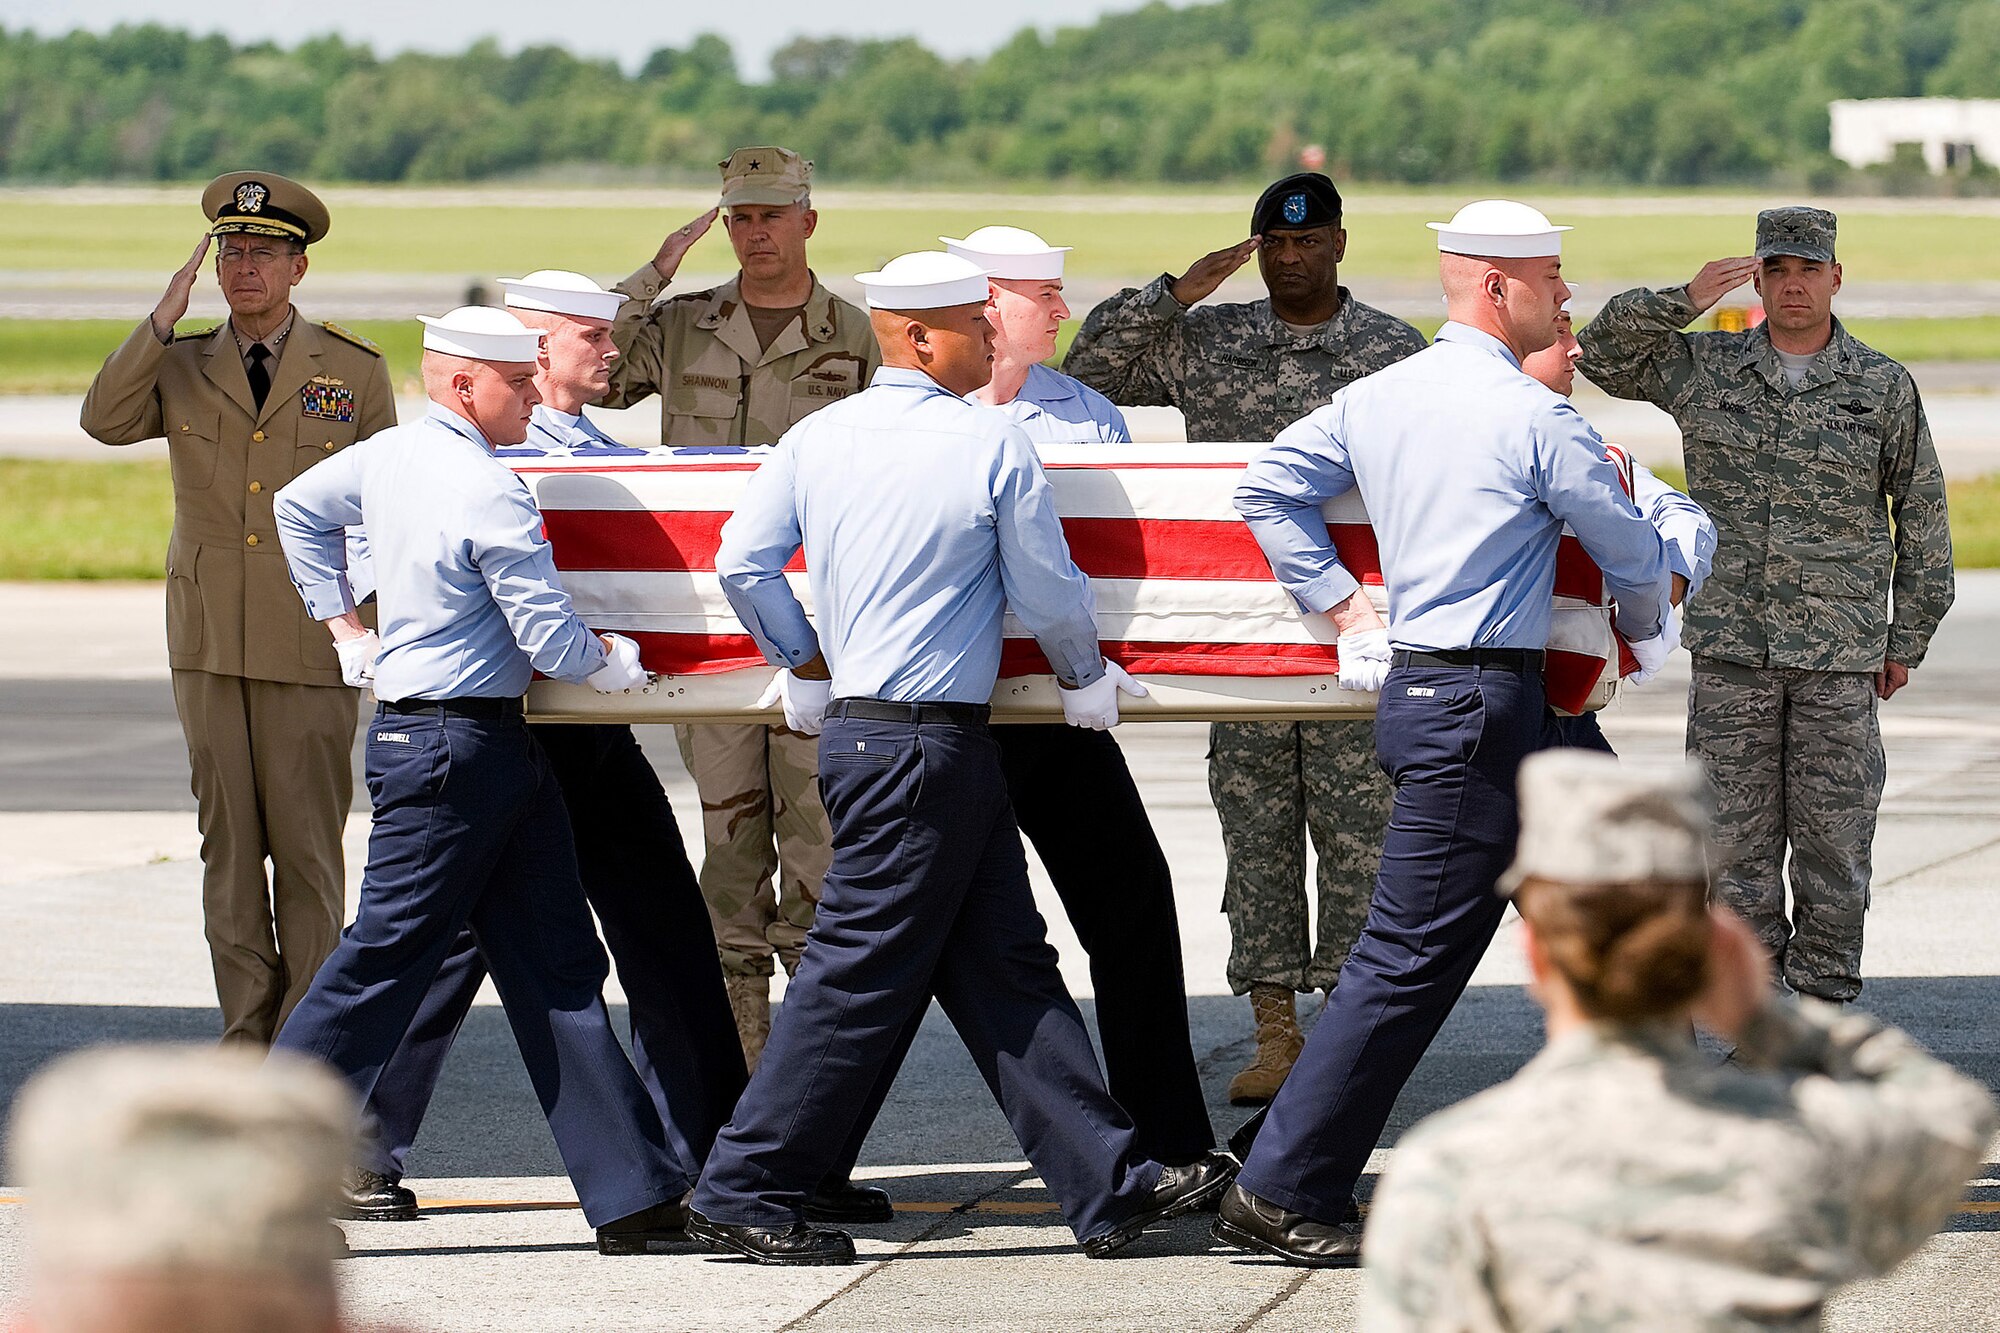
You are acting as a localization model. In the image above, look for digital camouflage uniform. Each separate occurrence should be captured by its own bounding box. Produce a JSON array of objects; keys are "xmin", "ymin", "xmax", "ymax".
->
[
  {"xmin": 1066, "ymin": 278, "xmax": 1427, "ymax": 993},
  {"xmin": 1363, "ymin": 1000, "xmax": 1997, "ymax": 1331},
  {"xmin": 1578, "ymin": 264, "xmax": 1953, "ymax": 1001},
  {"xmin": 603, "ymin": 263, "xmax": 879, "ymax": 981}
]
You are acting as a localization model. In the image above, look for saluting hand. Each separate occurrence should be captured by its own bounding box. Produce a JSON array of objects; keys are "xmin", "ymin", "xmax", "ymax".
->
[
  {"xmin": 151, "ymin": 233, "xmax": 212, "ymax": 342},
  {"xmin": 1170, "ymin": 236, "xmax": 1262, "ymax": 307},
  {"xmin": 1685, "ymin": 257, "xmax": 1760, "ymax": 314},
  {"xmin": 652, "ymin": 208, "xmax": 719, "ymax": 282}
]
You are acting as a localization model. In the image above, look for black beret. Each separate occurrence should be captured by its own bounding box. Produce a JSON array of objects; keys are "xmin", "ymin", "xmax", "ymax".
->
[{"xmin": 1252, "ymin": 173, "xmax": 1343, "ymax": 235}]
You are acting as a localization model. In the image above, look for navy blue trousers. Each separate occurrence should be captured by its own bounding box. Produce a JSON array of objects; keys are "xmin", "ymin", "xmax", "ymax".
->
[
  {"xmin": 273, "ymin": 705, "xmax": 690, "ymax": 1227},
  {"xmin": 692, "ymin": 707, "xmax": 1161, "ymax": 1242},
  {"xmin": 355, "ymin": 722, "xmax": 748, "ymax": 1182},
  {"xmin": 1235, "ymin": 663, "xmax": 1545, "ymax": 1220},
  {"xmin": 1544, "ymin": 708, "xmax": 1615, "ymax": 754},
  {"xmin": 820, "ymin": 723, "xmax": 1213, "ymax": 1179}
]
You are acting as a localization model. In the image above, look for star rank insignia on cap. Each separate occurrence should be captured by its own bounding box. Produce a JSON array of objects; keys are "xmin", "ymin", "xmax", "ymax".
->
[
  {"xmin": 747, "ymin": 157, "xmax": 762, "ymax": 170},
  {"xmin": 234, "ymin": 181, "xmax": 268, "ymax": 214},
  {"xmin": 1283, "ymin": 193, "xmax": 1309, "ymax": 224}
]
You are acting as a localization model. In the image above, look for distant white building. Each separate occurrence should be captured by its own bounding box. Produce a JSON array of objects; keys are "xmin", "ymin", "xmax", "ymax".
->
[{"xmin": 1829, "ymin": 98, "xmax": 2000, "ymax": 172}]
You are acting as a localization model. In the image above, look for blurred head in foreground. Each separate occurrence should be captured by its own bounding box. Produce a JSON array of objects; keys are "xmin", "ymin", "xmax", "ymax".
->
[{"xmin": 9, "ymin": 1044, "xmax": 356, "ymax": 1333}]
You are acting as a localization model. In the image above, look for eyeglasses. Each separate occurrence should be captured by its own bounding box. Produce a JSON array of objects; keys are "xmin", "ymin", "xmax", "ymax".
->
[{"xmin": 217, "ymin": 246, "xmax": 291, "ymax": 268}]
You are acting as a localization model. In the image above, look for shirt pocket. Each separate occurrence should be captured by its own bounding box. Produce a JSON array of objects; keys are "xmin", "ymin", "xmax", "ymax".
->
[
  {"xmin": 169, "ymin": 410, "xmax": 223, "ymax": 490},
  {"xmin": 667, "ymin": 379, "xmax": 743, "ymax": 436},
  {"xmin": 788, "ymin": 354, "xmax": 867, "ymax": 423},
  {"xmin": 293, "ymin": 417, "xmax": 362, "ymax": 477},
  {"xmin": 1813, "ymin": 413, "xmax": 1880, "ymax": 482}
]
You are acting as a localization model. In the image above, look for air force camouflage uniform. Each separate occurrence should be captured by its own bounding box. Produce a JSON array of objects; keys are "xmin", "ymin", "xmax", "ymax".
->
[
  {"xmin": 1577, "ymin": 208, "xmax": 1953, "ymax": 1001},
  {"xmin": 1066, "ymin": 276, "xmax": 1426, "ymax": 997},
  {"xmin": 598, "ymin": 148, "xmax": 881, "ymax": 1028},
  {"xmin": 1364, "ymin": 1000, "xmax": 1997, "ymax": 1331}
]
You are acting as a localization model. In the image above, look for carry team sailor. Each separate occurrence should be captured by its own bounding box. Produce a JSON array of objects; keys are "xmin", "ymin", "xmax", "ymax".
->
[
  {"xmin": 1214, "ymin": 201, "xmax": 1675, "ymax": 1266},
  {"xmin": 271, "ymin": 305, "xmax": 694, "ymax": 1255},
  {"xmin": 687, "ymin": 251, "xmax": 1232, "ymax": 1266}
]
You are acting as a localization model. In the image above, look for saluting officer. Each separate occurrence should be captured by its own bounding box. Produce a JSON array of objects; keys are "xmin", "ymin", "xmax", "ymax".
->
[
  {"xmin": 1216, "ymin": 202, "xmax": 1674, "ymax": 1266},
  {"xmin": 1066, "ymin": 173, "xmax": 1428, "ymax": 1104},
  {"xmin": 1578, "ymin": 208, "xmax": 1954, "ymax": 1004},
  {"xmin": 687, "ymin": 252, "xmax": 1231, "ymax": 1266},
  {"xmin": 337, "ymin": 271, "xmax": 760, "ymax": 1226},
  {"xmin": 271, "ymin": 306, "xmax": 691, "ymax": 1256},
  {"xmin": 80, "ymin": 172, "xmax": 394, "ymax": 1047},
  {"xmin": 602, "ymin": 146, "xmax": 881, "ymax": 1064}
]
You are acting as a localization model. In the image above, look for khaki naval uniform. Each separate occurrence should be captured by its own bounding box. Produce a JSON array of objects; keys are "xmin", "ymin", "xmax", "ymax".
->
[
  {"xmin": 81, "ymin": 314, "xmax": 394, "ymax": 1043},
  {"xmin": 602, "ymin": 264, "xmax": 879, "ymax": 981}
]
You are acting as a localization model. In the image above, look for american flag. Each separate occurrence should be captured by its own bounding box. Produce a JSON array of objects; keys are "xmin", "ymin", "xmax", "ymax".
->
[{"xmin": 513, "ymin": 444, "xmax": 1628, "ymax": 722}]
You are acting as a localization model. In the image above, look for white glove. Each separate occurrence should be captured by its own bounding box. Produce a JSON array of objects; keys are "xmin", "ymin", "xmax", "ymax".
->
[
  {"xmin": 334, "ymin": 630, "xmax": 380, "ymax": 689},
  {"xmin": 1335, "ymin": 628, "xmax": 1391, "ymax": 693},
  {"xmin": 1625, "ymin": 612, "xmax": 1681, "ymax": 686},
  {"xmin": 1060, "ymin": 661, "xmax": 1150, "ymax": 731},
  {"xmin": 756, "ymin": 668, "xmax": 833, "ymax": 736},
  {"xmin": 587, "ymin": 633, "xmax": 648, "ymax": 693}
]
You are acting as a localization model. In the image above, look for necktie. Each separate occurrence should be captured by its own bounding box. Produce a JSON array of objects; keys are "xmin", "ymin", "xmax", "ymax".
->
[{"xmin": 247, "ymin": 343, "xmax": 272, "ymax": 411}]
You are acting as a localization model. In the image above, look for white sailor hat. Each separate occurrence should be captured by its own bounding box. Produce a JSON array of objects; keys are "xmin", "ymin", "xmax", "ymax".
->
[
  {"xmin": 417, "ymin": 306, "xmax": 544, "ymax": 362},
  {"xmin": 1427, "ymin": 199, "xmax": 1572, "ymax": 259},
  {"xmin": 499, "ymin": 269, "xmax": 623, "ymax": 322},
  {"xmin": 939, "ymin": 226, "xmax": 1070, "ymax": 281},
  {"xmin": 855, "ymin": 251, "xmax": 993, "ymax": 310}
]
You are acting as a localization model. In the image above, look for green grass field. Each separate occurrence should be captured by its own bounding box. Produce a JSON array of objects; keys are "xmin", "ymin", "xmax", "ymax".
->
[
  {"xmin": 3, "ymin": 457, "xmax": 1995, "ymax": 578},
  {"xmin": 4, "ymin": 191, "xmax": 1999, "ymax": 285}
]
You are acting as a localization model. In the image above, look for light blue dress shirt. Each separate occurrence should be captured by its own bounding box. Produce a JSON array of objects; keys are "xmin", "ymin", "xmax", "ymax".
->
[
  {"xmin": 499, "ymin": 404, "xmax": 648, "ymax": 458},
  {"xmin": 1235, "ymin": 322, "xmax": 1671, "ymax": 652},
  {"xmin": 274, "ymin": 404, "xmax": 608, "ymax": 700},
  {"xmin": 982, "ymin": 362, "xmax": 1131, "ymax": 444},
  {"xmin": 716, "ymin": 366, "xmax": 1104, "ymax": 703},
  {"xmin": 1630, "ymin": 460, "xmax": 1715, "ymax": 597}
]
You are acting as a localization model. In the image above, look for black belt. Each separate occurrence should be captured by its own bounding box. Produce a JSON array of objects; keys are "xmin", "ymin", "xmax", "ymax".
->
[
  {"xmin": 378, "ymin": 696, "xmax": 524, "ymax": 719},
  {"xmin": 1391, "ymin": 648, "xmax": 1544, "ymax": 671},
  {"xmin": 827, "ymin": 698, "xmax": 992, "ymax": 725}
]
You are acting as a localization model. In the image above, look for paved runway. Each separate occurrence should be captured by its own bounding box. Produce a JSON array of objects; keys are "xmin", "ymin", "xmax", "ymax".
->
[{"xmin": 2, "ymin": 579, "xmax": 1997, "ymax": 1330}]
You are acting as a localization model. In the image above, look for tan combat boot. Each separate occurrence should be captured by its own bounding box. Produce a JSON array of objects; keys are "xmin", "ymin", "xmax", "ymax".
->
[
  {"xmin": 725, "ymin": 973, "xmax": 772, "ymax": 1072},
  {"xmin": 1227, "ymin": 984, "xmax": 1305, "ymax": 1106}
]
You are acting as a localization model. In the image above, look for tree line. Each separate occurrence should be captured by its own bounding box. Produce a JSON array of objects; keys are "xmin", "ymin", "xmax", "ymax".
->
[{"xmin": 5, "ymin": 0, "xmax": 2000, "ymax": 187}]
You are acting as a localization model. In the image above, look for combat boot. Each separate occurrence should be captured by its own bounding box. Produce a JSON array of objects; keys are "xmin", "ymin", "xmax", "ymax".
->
[
  {"xmin": 1227, "ymin": 984, "xmax": 1304, "ymax": 1106},
  {"xmin": 726, "ymin": 972, "xmax": 772, "ymax": 1072}
]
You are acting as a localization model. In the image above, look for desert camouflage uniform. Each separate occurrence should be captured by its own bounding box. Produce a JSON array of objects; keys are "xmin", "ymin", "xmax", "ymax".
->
[
  {"xmin": 1578, "ymin": 289, "xmax": 1953, "ymax": 1000},
  {"xmin": 1362, "ymin": 1000, "xmax": 1997, "ymax": 1331},
  {"xmin": 1067, "ymin": 278, "xmax": 1426, "ymax": 992},
  {"xmin": 604, "ymin": 266, "xmax": 880, "ymax": 979}
]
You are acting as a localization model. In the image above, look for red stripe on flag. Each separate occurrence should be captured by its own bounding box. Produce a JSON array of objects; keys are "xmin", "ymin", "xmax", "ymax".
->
[
  {"xmin": 1544, "ymin": 648, "xmax": 1609, "ymax": 715},
  {"xmin": 548, "ymin": 510, "xmax": 1387, "ymax": 585}
]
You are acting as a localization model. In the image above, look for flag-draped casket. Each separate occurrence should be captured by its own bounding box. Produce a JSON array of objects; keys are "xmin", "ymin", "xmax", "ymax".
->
[{"xmin": 513, "ymin": 444, "xmax": 1631, "ymax": 723}]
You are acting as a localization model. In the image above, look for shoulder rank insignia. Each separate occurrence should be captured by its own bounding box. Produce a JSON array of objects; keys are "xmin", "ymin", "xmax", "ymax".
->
[
  {"xmin": 172, "ymin": 324, "xmax": 220, "ymax": 343},
  {"xmin": 318, "ymin": 321, "xmax": 382, "ymax": 356}
]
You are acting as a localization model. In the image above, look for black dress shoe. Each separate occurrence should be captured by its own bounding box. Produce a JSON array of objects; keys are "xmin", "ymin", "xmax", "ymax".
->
[
  {"xmin": 804, "ymin": 1177, "xmax": 894, "ymax": 1224},
  {"xmin": 1210, "ymin": 1181, "xmax": 1362, "ymax": 1267},
  {"xmin": 686, "ymin": 1209, "xmax": 855, "ymax": 1266},
  {"xmin": 596, "ymin": 1196, "xmax": 692, "ymax": 1255},
  {"xmin": 1081, "ymin": 1151, "xmax": 1237, "ymax": 1258},
  {"xmin": 338, "ymin": 1167, "xmax": 418, "ymax": 1222}
]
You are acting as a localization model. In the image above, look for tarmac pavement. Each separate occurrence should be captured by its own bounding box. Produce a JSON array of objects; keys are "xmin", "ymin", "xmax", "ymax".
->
[{"xmin": 1, "ymin": 578, "xmax": 1998, "ymax": 1329}]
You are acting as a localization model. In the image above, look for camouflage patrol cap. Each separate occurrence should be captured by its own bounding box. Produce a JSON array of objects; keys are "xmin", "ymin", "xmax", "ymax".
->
[
  {"xmin": 1755, "ymin": 206, "xmax": 1837, "ymax": 263},
  {"xmin": 9, "ymin": 1044, "xmax": 357, "ymax": 1279},
  {"xmin": 1497, "ymin": 752, "xmax": 1712, "ymax": 897},
  {"xmin": 719, "ymin": 146, "xmax": 812, "ymax": 207},
  {"xmin": 202, "ymin": 171, "xmax": 330, "ymax": 245}
]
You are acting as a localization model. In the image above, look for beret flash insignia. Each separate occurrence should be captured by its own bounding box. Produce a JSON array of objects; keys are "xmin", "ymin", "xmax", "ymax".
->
[{"xmin": 1283, "ymin": 193, "xmax": 1308, "ymax": 224}]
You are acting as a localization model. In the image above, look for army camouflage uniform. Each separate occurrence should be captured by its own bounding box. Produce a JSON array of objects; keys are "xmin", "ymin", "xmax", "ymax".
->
[
  {"xmin": 1578, "ymin": 286, "xmax": 1953, "ymax": 1001},
  {"xmin": 1066, "ymin": 277, "xmax": 1427, "ymax": 994},
  {"xmin": 603, "ymin": 263, "xmax": 880, "ymax": 984},
  {"xmin": 1362, "ymin": 1000, "xmax": 1997, "ymax": 1331}
]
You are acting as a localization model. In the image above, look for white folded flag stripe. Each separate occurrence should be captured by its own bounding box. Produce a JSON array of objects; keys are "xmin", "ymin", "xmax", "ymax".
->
[{"xmin": 511, "ymin": 443, "xmax": 1626, "ymax": 712}]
